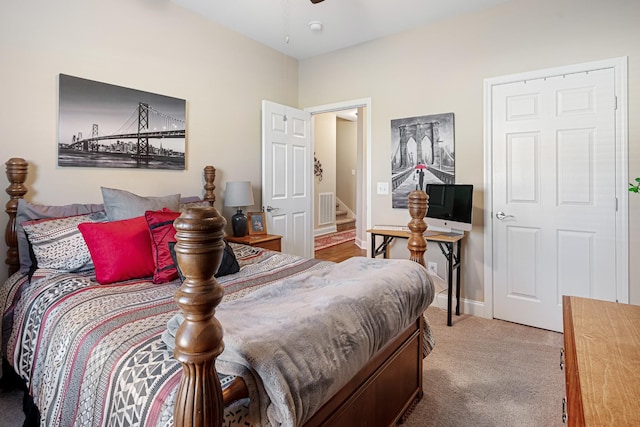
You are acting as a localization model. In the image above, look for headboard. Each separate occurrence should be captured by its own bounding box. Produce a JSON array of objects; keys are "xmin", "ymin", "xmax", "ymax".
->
[{"xmin": 3, "ymin": 158, "xmax": 217, "ymax": 276}]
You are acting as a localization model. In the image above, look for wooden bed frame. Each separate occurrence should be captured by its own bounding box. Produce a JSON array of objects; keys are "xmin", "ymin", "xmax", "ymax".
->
[{"xmin": 3, "ymin": 157, "xmax": 429, "ymax": 427}]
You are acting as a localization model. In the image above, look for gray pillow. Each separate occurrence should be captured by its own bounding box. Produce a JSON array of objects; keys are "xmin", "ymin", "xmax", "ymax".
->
[
  {"xmin": 16, "ymin": 199, "xmax": 105, "ymax": 274},
  {"xmin": 101, "ymin": 187, "xmax": 181, "ymax": 221}
]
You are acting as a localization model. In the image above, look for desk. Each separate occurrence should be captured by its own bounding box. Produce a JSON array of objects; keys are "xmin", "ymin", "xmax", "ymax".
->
[{"xmin": 368, "ymin": 228, "xmax": 464, "ymax": 326}]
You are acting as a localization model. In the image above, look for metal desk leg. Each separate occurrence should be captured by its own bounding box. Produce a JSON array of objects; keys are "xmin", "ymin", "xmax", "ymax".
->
[
  {"xmin": 371, "ymin": 234, "xmax": 394, "ymax": 259},
  {"xmin": 383, "ymin": 237, "xmax": 392, "ymax": 258},
  {"xmin": 437, "ymin": 241, "xmax": 458, "ymax": 326},
  {"xmin": 447, "ymin": 242, "xmax": 453, "ymax": 326},
  {"xmin": 455, "ymin": 240, "xmax": 461, "ymax": 316},
  {"xmin": 370, "ymin": 234, "xmax": 376, "ymax": 258}
]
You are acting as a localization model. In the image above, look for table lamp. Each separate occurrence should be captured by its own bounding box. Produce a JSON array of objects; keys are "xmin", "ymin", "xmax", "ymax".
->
[{"xmin": 224, "ymin": 181, "xmax": 255, "ymax": 237}]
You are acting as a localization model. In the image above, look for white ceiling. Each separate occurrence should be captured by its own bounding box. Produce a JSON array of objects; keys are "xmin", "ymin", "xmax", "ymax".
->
[{"xmin": 171, "ymin": 0, "xmax": 512, "ymax": 60}]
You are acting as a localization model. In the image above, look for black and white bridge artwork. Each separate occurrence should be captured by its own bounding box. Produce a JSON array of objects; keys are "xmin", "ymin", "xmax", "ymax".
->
[
  {"xmin": 58, "ymin": 74, "xmax": 186, "ymax": 170},
  {"xmin": 390, "ymin": 112, "xmax": 455, "ymax": 209}
]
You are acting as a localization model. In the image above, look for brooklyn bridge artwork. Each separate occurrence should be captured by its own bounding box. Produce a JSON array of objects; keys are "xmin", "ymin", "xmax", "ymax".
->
[
  {"xmin": 58, "ymin": 74, "xmax": 186, "ymax": 170},
  {"xmin": 391, "ymin": 113, "xmax": 455, "ymax": 208}
]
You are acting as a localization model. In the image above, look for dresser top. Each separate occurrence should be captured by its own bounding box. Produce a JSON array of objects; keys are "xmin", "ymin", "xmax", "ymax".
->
[{"xmin": 563, "ymin": 296, "xmax": 640, "ymax": 426}]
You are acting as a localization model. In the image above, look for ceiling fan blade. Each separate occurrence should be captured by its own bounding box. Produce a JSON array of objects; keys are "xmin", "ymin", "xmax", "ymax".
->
[{"xmin": 310, "ymin": 0, "xmax": 325, "ymax": 4}]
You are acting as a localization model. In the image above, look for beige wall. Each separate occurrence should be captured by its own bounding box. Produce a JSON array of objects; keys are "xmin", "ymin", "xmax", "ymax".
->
[
  {"xmin": 336, "ymin": 119, "xmax": 357, "ymax": 212},
  {"xmin": 1, "ymin": 0, "xmax": 638, "ymax": 304},
  {"xmin": 313, "ymin": 113, "xmax": 337, "ymax": 229},
  {"xmin": 0, "ymin": 0, "xmax": 298, "ymax": 282},
  {"xmin": 299, "ymin": 0, "xmax": 640, "ymax": 305}
]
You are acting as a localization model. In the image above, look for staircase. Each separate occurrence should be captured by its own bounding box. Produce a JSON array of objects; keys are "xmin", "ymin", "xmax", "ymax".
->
[{"xmin": 335, "ymin": 203, "xmax": 356, "ymax": 232}]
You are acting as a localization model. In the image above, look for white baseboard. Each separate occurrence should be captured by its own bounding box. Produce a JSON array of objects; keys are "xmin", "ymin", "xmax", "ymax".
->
[{"xmin": 430, "ymin": 291, "xmax": 488, "ymax": 319}]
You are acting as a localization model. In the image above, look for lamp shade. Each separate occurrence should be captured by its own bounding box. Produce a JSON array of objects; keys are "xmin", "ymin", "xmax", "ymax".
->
[{"xmin": 224, "ymin": 181, "xmax": 254, "ymax": 208}]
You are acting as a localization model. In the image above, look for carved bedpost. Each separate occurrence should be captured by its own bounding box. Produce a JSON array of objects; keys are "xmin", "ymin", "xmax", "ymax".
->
[
  {"xmin": 203, "ymin": 166, "xmax": 216, "ymax": 207},
  {"xmin": 173, "ymin": 207, "xmax": 226, "ymax": 427},
  {"xmin": 5, "ymin": 158, "xmax": 28, "ymax": 276},
  {"xmin": 407, "ymin": 190, "xmax": 428, "ymax": 266}
]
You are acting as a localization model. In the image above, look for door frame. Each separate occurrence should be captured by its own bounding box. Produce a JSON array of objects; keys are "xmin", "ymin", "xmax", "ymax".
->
[
  {"xmin": 305, "ymin": 98, "xmax": 372, "ymax": 250},
  {"xmin": 483, "ymin": 57, "xmax": 629, "ymax": 319}
]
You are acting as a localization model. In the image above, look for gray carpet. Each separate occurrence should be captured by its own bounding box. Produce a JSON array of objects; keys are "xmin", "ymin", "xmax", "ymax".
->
[
  {"xmin": 406, "ymin": 306, "xmax": 565, "ymax": 427},
  {"xmin": 0, "ymin": 307, "xmax": 564, "ymax": 426},
  {"xmin": 0, "ymin": 384, "xmax": 23, "ymax": 427}
]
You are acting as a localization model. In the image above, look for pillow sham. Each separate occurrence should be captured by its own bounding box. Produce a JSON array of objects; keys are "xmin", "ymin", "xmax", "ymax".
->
[
  {"xmin": 145, "ymin": 209, "xmax": 181, "ymax": 284},
  {"xmin": 16, "ymin": 199, "xmax": 104, "ymax": 274},
  {"xmin": 78, "ymin": 216, "xmax": 155, "ymax": 285},
  {"xmin": 179, "ymin": 199, "xmax": 212, "ymax": 211},
  {"xmin": 168, "ymin": 238, "xmax": 239, "ymax": 281},
  {"xmin": 22, "ymin": 211, "xmax": 108, "ymax": 272},
  {"xmin": 101, "ymin": 187, "xmax": 181, "ymax": 221},
  {"xmin": 216, "ymin": 240, "xmax": 241, "ymax": 277}
]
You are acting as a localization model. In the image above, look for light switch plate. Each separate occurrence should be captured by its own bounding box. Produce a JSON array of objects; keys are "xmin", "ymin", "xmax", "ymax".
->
[
  {"xmin": 377, "ymin": 182, "xmax": 389, "ymax": 195},
  {"xmin": 428, "ymin": 262, "xmax": 438, "ymax": 276}
]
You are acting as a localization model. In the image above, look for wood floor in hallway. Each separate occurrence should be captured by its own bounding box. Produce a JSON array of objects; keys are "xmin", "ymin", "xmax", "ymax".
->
[{"xmin": 314, "ymin": 240, "xmax": 365, "ymax": 263}]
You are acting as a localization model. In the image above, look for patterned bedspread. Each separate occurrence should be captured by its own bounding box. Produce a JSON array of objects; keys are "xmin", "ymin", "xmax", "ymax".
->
[{"xmin": 0, "ymin": 245, "xmax": 331, "ymax": 427}]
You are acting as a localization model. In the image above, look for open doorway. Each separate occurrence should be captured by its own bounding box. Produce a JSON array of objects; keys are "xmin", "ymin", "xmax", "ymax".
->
[
  {"xmin": 313, "ymin": 109, "xmax": 357, "ymax": 235},
  {"xmin": 306, "ymin": 99, "xmax": 371, "ymax": 253}
]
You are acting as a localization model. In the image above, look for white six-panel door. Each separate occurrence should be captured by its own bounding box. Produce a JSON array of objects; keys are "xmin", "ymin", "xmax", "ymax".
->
[
  {"xmin": 262, "ymin": 100, "xmax": 313, "ymax": 258},
  {"xmin": 491, "ymin": 68, "xmax": 618, "ymax": 332}
]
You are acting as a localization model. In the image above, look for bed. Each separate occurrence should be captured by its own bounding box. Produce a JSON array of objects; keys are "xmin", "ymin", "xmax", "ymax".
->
[{"xmin": 1, "ymin": 157, "xmax": 435, "ymax": 427}]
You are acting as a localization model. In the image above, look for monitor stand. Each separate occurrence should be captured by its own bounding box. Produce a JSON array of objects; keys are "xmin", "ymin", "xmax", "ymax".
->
[{"xmin": 426, "ymin": 225, "xmax": 464, "ymax": 237}]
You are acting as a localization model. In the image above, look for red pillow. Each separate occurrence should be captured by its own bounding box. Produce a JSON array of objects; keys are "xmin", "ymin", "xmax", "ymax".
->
[
  {"xmin": 78, "ymin": 216, "xmax": 155, "ymax": 285},
  {"xmin": 145, "ymin": 209, "xmax": 181, "ymax": 284}
]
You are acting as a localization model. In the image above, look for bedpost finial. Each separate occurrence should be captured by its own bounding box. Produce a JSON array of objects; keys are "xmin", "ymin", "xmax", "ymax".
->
[
  {"xmin": 5, "ymin": 158, "xmax": 28, "ymax": 276},
  {"xmin": 172, "ymin": 206, "xmax": 226, "ymax": 427},
  {"xmin": 5, "ymin": 158, "xmax": 28, "ymax": 198},
  {"xmin": 203, "ymin": 165, "xmax": 216, "ymax": 207},
  {"xmin": 407, "ymin": 190, "xmax": 428, "ymax": 266}
]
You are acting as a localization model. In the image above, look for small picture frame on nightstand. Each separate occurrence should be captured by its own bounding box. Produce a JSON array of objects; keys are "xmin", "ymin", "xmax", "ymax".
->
[{"xmin": 248, "ymin": 212, "xmax": 267, "ymax": 235}]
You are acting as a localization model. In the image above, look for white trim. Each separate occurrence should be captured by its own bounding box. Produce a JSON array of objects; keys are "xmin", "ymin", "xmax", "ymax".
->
[
  {"xmin": 614, "ymin": 58, "xmax": 629, "ymax": 303},
  {"xmin": 305, "ymin": 98, "xmax": 373, "ymax": 247},
  {"xmin": 483, "ymin": 76, "xmax": 494, "ymax": 319},
  {"xmin": 430, "ymin": 294, "xmax": 486, "ymax": 319},
  {"xmin": 483, "ymin": 57, "xmax": 629, "ymax": 320}
]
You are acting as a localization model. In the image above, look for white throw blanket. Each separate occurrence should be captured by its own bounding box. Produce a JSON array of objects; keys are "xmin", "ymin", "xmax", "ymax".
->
[{"xmin": 212, "ymin": 256, "xmax": 435, "ymax": 426}]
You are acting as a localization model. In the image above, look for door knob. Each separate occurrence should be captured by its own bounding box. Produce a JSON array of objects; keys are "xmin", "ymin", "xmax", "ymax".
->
[
  {"xmin": 265, "ymin": 205, "xmax": 279, "ymax": 212},
  {"xmin": 496, "ymin": 211, "xmax": 514, "ymax": 220}
]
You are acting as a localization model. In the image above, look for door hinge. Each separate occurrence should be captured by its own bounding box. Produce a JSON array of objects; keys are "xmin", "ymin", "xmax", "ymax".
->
[
  {"xmin": 615, "ymin": 197, "xmax": 618, "ymax": 212},
  {"xmin": 614, "ymin": 95, "xmax": 618, "ymax": 110}
]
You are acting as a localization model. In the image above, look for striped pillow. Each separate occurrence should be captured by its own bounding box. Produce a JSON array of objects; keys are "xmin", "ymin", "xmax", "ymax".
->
[{"xmin": 22, "ymin": 211, "xmax": 108, "ymax": 272}]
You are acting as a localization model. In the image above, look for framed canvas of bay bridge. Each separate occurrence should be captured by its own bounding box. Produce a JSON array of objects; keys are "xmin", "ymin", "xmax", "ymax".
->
[
  {"xmin": 58, "ymin": 74, "xmax": 186, "ymax": 170},
  {"xmin": 390, "ymin": 112, "xmax": 455, "ymax": 209}
]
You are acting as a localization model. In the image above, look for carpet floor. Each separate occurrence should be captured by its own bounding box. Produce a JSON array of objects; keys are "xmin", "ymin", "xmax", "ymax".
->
[
  {"xmin": 406, "ymin": 306, "xmax": 565, "ymax": 427},
  {"xmin": 314, "ymin": 229, "xmax": 356, "ymax": 251}
]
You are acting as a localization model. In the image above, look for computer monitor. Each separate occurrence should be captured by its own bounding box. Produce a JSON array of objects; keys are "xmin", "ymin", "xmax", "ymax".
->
[{"xmin": 425, "ymin": 184, "xmax": 473, "ymax": 234}]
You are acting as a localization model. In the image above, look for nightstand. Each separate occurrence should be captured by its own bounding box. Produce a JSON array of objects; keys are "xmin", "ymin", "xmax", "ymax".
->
[{"xmin": 225, "ymin": 234, "xmax": 282, "ymax": 252}]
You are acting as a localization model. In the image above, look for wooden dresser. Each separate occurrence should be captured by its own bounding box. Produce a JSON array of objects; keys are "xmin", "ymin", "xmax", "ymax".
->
[{"xmin": 562, "ymin": 296, "xmax": 640, "ymax": 426}]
